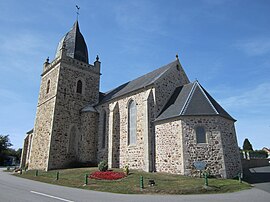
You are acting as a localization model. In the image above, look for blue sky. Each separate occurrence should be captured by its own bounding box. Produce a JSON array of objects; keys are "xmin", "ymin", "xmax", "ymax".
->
[{"xmin": 0, "ymin": 0, "xmax": 269, "ymax": 150}]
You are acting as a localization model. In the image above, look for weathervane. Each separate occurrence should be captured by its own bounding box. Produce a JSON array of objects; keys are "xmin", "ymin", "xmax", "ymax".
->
[{"xmin": 76, "ymin": 5, "xmax": 80, "ymax": 20}]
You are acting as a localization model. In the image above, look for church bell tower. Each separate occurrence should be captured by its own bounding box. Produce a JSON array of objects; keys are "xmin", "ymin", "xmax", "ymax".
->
[{"xmin": 29, "ymin": 21, "xmax": 100, "ymax": 170}]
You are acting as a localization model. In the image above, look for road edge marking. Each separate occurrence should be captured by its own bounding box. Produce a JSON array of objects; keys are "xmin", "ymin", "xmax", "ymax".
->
[{"xmin": 30, "ymin": 190, "xmax": 74, "ymax": 202}]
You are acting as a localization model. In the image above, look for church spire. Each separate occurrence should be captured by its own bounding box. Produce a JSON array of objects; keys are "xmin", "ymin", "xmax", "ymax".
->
[{"xmin": 55, "ymin": 20, "xmax": 89, "ymax": 63}]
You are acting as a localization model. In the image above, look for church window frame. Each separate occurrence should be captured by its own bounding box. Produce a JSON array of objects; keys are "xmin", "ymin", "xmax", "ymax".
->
[
  {"xmin": 75, "ymin": 78, "xmax": 85, "ymax": 95},
  {"xmin": 76, "ymin": 80, "xmax": 83, "ymax": 94},
  {"xmin": 195, "ymin": 126, "xmax": 207, "ymax": 144},
  {"xmin": 46, "ymin": 79, "xmax": 50, "ymax": 94},
  {"xmin": 128, "ymin": 99, "xmax": 137, "ymax": 145}
]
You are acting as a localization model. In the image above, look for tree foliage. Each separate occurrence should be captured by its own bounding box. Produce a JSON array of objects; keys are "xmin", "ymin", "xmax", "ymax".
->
[
  {"xmin": 0, "ymin": 134, "xmax": 22, "ymax": 165},
  {"xmin": 243, "ymin": 138, "xmax": 253, "ymax": 151},
  {"xmin": 0, "ymin": 134, "xmax": 13, "ymax": 154}
]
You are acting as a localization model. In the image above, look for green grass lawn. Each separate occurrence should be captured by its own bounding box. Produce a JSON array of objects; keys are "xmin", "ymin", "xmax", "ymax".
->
[{"xmin": 14, "ymin": 167, "xmax": 251, "ymax": 194}]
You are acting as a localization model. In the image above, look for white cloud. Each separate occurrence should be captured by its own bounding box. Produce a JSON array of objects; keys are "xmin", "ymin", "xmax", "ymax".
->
[
  {"xmin": 235, "ymin": 38, "xmax": 270, "ymax": 56},
  {"xmin": 219, "ymin": 83, "xmax": 270, "ymax": 113}
]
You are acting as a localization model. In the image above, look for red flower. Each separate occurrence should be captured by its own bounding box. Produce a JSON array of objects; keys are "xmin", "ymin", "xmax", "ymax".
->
[{"xmin": 89, "ymin": 171, "xmax": 126, "ymax": 180}]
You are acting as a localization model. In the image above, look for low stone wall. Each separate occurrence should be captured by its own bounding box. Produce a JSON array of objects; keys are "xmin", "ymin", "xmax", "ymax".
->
[{"xmin": 242, "ymin": 159, "xmax": 269, "ymax": 169}]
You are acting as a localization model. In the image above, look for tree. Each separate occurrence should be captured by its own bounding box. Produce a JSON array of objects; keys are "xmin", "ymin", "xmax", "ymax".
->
[
  {"xmin": 0, "ymin": 135, "xmax": 13, "ymax": 165},
  {"xmin": 3, "ymin": 148, "xmax": 22, "ymax": 161},
  {"xmin": 0, "ymin": 135, "xmax": 13, "ymax": 154},
  {"xmin": 243, "ymin": 138, "xmax": 253, "ymax": 151}
]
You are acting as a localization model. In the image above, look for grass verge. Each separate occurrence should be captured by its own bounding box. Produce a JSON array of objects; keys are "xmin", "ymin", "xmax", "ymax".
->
[{"xmin": 14, "ymin": 167, "xmax": 251, "ymax": 194}]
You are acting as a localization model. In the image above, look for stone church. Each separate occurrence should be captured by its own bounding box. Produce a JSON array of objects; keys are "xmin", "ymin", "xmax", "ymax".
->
[{"xmin": 20, "ymin": 20, "xmax": 241, "ymax": 178}]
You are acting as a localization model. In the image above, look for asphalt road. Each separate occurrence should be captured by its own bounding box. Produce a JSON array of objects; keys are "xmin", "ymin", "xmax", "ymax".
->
[
  {"xmin": 243, "ymin": 165, "xmax": 270, "ymax": 194},
  {"xmin": 1, "ymin": 167, "xmax": 270, "ymax": 202}
]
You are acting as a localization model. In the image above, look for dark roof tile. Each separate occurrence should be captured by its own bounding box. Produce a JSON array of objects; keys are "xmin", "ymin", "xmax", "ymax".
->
[
  {"xmin": 55, "ymin": 21, "xmax": 89, "ymax": 63},
  {"xmin": 156, "ymin": 81, "xmax": 235, "ymax": 122},
  {"xmin": 99, "ymin": 60, "xmax": 179, "ymax": 103}
]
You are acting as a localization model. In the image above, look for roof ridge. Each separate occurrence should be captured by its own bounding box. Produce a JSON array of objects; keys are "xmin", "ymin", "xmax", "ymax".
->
[
  {"xmin": 181, "ymin": 81, "xmax": 219, "ymax": 115},
  {"xmin": 196, "ymin": 82, "xmax": 219, "ymax": 114},
  {"xmin": 180, "ymin": 81, "xmax": 197, "ymax": 115}
]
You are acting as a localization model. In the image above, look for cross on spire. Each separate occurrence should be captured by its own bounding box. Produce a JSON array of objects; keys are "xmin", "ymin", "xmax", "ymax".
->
[{"xmin": 76, "ymin": 5, "xmax": 80, "ymax": 20}]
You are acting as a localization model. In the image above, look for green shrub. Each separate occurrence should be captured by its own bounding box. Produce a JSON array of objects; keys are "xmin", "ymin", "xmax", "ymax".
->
[
  {"xmin": 98, "ymin": 160, "xmax": 108, "ymax": 171},
  {"xmin": 250, "ymin": 150, "xmax": 268, "ymax": 158}
]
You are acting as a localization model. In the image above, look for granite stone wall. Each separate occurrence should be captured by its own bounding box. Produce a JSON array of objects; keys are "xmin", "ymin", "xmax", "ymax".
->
[
  {"xmin": 25, "ymin": 133, "xmax": 33, "ymax": 166},
  {"xmin": 80, "ymin": 111, "xmax": 99, "ymax": 164},
  {"xmin": 29, "ymin": 53, "xmax": 100, "ymax": 170},
  {"xmin": 29, "ymin": 64, "xmax": 60, "ymax": 170},
  {"xmin": 20, "ymin": 133, "xmax": 31, "ymax": 168},
  {"xmin": 96, "ymin": 105, "xmax": 109, "ymax": 163},
  {"xmin": 181, "ymin": 116, "xmax": 241, "ymax": 178},
  {"xmin": 106, "ymin": 88, "xmax": 152, "ymax": 170},
  {"xmin": 146, "ymin": 89, "xmax": 155, "ymax": 172},
  {"xmin": 155, "ymin": 116, "xmax": 241, "ymax": 178},
  {"xmin": 155, "ymin": 119, "xmax": 184, "ymax": 174},
  {"xmin": 219, "ymin": 119, "xmax": 242, "ymax": 178},
  {"xmin": 47, "ymin": 57, "xmax": 100, "ymax": 169},
  {"xmin": 154, "ymin": 61, "xmax": 189, "ymax": 115}
]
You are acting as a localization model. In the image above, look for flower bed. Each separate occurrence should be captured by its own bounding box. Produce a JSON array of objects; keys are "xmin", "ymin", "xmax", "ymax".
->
[{"xmin": 89, "ymin": 171, "xmax": 126, "ymax": 180}]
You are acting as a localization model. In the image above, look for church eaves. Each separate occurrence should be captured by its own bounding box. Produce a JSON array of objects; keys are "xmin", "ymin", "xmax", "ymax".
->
[
  {"xmin": 156, "ymin": 81, "xmax": 235, "ymax": 122},
  {"xmin": 55, "ymin": 21, "xmax": 89, "ymax": 63}
]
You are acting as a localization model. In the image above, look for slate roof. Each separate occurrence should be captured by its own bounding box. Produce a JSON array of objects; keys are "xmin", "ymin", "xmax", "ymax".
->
[
  {"xmin": 156, "ymin": 81, "xmax": 235, "ymax": 122},
  {"xmin": 99, "ymin": 60, "xmax": 180, "ymax": 104},
  {"xmin": 55, "ymin": 21, "xmax": 89, "ymax": 63}
]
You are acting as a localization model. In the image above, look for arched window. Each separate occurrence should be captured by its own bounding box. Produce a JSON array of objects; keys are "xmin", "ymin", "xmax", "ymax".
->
[
  {"xmin": 76, "ymin": 80, "xmax": 83, "ymax": 94},
  {"xmin": 102, "ymin": 111, "xmax": 106, "ymax": 148},
  {"xmin": 196, "ymin": 126, "xmax": 206, "ymax": 143},
  {"xmin": 128, "ymin": 100, "xmax": 137, "ymax": 145},
  {"xmin": 46, "ymin": 80, "xmax": 50, "ymax": 94}
]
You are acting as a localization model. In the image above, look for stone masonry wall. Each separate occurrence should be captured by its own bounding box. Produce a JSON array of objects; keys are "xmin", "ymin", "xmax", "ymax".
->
[
  {"xmin": 154, "ymin": 61, "xmax": 189, "ymax": 115},
  {"xmin": 80, "ymin": 111, "xmax": 99, "ymax": 164},
  {"xmin": 20, "ymin": 134, "xmax": 30, "ymax": 168},
  {"xmin": 219, "ymin": 119, "xmax": 242, "ymax": 178},
  {"xmin": 181, "ymin": 116, "xmax": 225, "ymax": 177},
  {"xmin": 96, "ymin": 105, "xmax": 109, "ymax": 163},
  {"xmin": 29, "ymin": 65, "xmax": 60, "ymax": 170},
  {"xmin": 155, "ymin": 119, "xmax": 184, "ymax": 174},
  {"xmin": 107, "ymin": 89, "xmax": 150, "ymax": 170},
  {"xmin": 147, "ymin": 89, "xmax": 156, "ymax": 172},
  {"xmin": 25, "ymin": 133, "xmax": 33, "ymax": 166},
  {"xmin": 48, "ymin": 57, "xmax": 100, "ymax": 169},
  {"xmin": 180, "ymin": 116, "xmax": 241, "ymax": 178}
]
